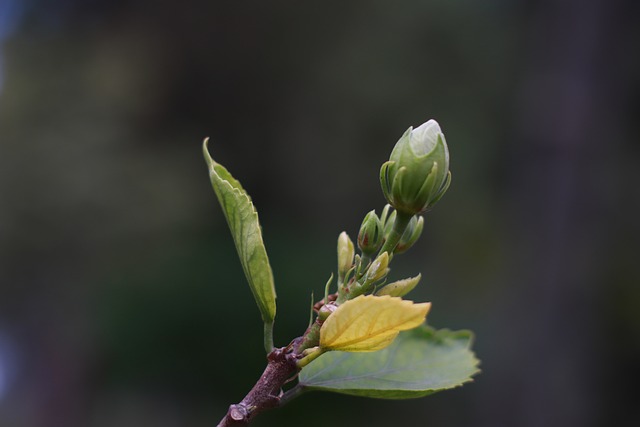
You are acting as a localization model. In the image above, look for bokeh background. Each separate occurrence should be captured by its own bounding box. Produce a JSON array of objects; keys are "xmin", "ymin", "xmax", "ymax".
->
[{"xmin": 1, "ymin": 0, "xmax": 639, "ymax": 426}]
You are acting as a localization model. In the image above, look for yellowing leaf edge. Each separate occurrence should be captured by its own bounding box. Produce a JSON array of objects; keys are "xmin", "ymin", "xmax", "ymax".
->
[{"xmin": 319, "ymin": 295, "xmax": 431, "ymax": 352}]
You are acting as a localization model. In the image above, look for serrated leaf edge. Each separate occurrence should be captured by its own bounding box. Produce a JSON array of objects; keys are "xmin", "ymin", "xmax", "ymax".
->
[
  {"xmin": 300, "ymin": 325, "xmax": 481, "ymax": 399},
  {"xmin": 203, "ymin": 139, "xmax": 277, "ymax": 323}
]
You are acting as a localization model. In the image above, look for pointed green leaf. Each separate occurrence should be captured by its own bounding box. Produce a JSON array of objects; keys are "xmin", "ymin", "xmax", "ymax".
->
[
  {"xmin": 203, "ymin": 140, "xmax": 276, "ymax": 324},
  {"xmin": 299, "ymin": 325, "xmax": 479, "ymax": 399},
  {"xmin": 375, "ymin": 274, "xmax": 421, "ymax": 297}
]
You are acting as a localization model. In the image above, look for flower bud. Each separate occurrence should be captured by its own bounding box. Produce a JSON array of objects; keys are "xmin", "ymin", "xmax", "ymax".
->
[
  {"xmin": 380, "ymin": 119, "xmax": 451, "ymax": 215},
  {"xmin": 363, "ymin": 252, "xmax": 390, "ymax": 284},
  {"xmin": 357, "ymin": 210, "xmax": 383, "ymax": 255},
  {"xmin": 394, "ymin": 216, "xmax": 424, "ymax": 254},
  {"xmin": 337, "ymin": 232, "xmax": 355, "ymax": 279},
  {"xmin": 317, "ymin": 302, "xmax": 337, "ymax": 321},
  {"xmin": 375, "ymin": 273, "xmax": 421, "ymax": 297}
]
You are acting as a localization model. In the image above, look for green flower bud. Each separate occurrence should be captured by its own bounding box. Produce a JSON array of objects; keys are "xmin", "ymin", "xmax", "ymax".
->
[
  {"xmin": 380, "ymin": 119, "xmax": 451, "ymax": 215},
  {"xmin": 357, "ymin": 210, "xmax": 383, "ymax": 255},
  {"xmin": 337, "ymin": 231, "xmax": 355, "ymax": 279},
  {"xmin": 363, "ymin": 252, "xmax": 390, "ymax": 284},
  {"xmin": 375, "ymin": 273, "xmax": 422, "ymax": 297},
  {"xmin": 394, "ymin": 216, "xmax": 424, "ymax": 254}
]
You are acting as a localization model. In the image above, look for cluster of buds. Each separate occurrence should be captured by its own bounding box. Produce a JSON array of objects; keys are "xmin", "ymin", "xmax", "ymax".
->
[
  {"xmin": 336, "ymin": 226, "xmax": 389, "ymax": 301},
  {"xmin": 331, "ymin": 119, "xmax": 451, "ymax": 306}
]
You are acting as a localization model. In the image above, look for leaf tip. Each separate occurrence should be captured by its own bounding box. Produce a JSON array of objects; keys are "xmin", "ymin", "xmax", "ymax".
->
[
  {"xmin": 418, "ymin": 300, "xmax": 431, "ymax": 317},
  {"xmin": 202, "ymin": 137, "xmax": 215, "ymax": 169}
]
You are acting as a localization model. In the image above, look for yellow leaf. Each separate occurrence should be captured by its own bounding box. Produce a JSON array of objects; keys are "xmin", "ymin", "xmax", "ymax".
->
[{"xmin": 319, "ymin": 295, "xmax": 431, "ymax": 352}]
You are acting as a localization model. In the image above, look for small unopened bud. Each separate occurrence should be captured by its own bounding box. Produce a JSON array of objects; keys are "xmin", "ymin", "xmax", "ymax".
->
[
  {"xmin": 358, "ymin": 210, "xmax": 383, "ymax": 255},
  {"xmin": 364, "ymin": 252, "xmax": 390, "ymax": 284},
  {"xmin": 394, "ymin": 216, "xmax": 424, "ymax": 254},
  {"xmin": 317, "ymin": 303, "xmax": 337, "ymax": 321},
  {"xmin": 375, "ymin": 274, "xmax": 422, "ymax": 297},
  {"xmin": 337, "ymin": 232, "xmax": 355, "ymax": 279},
  {"xmin": 380, "ymin": 119, "xmax": 451, "ymax": 215}
]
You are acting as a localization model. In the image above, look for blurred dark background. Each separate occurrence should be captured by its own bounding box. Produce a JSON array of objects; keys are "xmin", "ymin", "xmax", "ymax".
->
[{"xmin": 1, "ymin": 0, "xmax": 639, "ymax": 426}]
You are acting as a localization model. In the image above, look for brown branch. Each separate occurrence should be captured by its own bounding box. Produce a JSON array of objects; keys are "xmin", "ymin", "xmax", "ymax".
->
[
  {"xmin": 216, "ymin": 347, "xmax": 300, "ymax": 427},
  {"xmin": 217, "ymin": 293, "xmax": 339, "ymax": 426}
]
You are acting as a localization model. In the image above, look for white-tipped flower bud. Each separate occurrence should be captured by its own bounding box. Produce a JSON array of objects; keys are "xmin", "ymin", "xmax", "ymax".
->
[{"xmin": 380, "ymin": 119, "xmax": 451, "ymax": 214}]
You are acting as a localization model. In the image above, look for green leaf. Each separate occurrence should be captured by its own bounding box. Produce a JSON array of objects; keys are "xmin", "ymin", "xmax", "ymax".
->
[
  {"xmin": 299, "ymin": 325, "xmax": 479, "ymax": 399},
  {"xmin": 203, "ymin": 140, "xmax": 276, "ymax": 324},
  {"xmin": 375, "ymin": 274, "xmax": 421, "ymax": 297}
]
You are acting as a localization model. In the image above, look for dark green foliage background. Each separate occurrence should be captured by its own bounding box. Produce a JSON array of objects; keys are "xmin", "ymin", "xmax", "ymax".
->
[{"xmin": 0, "ymin": 1, "xmax": 638, "ymax": 426}]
